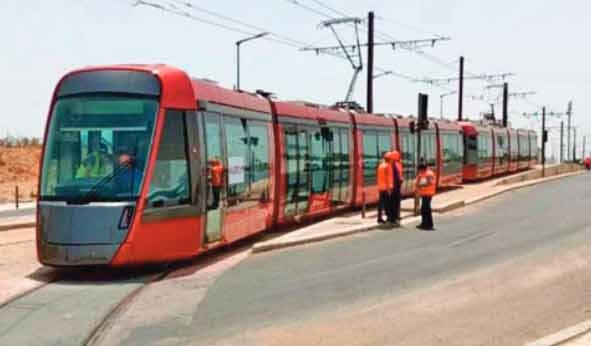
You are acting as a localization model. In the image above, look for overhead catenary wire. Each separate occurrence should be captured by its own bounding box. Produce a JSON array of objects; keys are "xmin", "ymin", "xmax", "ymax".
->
[{"xmin": 134, "ymin": 0, "xmax": 421, "ymax": 84}]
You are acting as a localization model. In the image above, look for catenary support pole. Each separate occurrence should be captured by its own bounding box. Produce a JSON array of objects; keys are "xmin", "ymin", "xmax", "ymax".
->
[
  {"xmin": 542, "ymin": 107, "xmax": 546, "ymax": 177},
  {"xmin": 573, "ymin": 127, "xmax": 577, "ymax": 162},
  {"xmin": 458, "ymin": 56, "xmax": 464, "ymax": 121},
  {"xmin": 366, "ymin": 11, "xmax": 374, "ymax": 113},
  {"xmin": 560, "ymin": 121, "xmax": 564, "ymax": 163},
  {"xmin": 567, "ymin": 101, "xmax": 572, "ymax": 160},
  {"xmin": 502, "ymin": 82, "xmax": 508, "ymax": 127}
]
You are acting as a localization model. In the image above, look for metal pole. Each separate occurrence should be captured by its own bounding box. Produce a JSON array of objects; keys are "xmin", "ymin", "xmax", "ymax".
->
[
  {"xmin": 502, "ymin": 82, "xmax": 508, "ymax": 127},
  {"xmin": 415, "ymin": 126, "xmax": 421, "ymax": 216},
  {"xmin": 542, "ymin": 107, "xmax": 546, "ymax": 177},
  {"xmin": 366, "ymin": 11, "xmax": 374, "ymax": 113},
  {"xmin": 458, "ymin": 56, "xmax": 464, "ymax": 121},
  {"xmin": 560, "ymin": 121, "xmax": 564, "ymax": 163},
  {"xmin": 583, "ymin": 136, "xmax": 586, "ymax": 159},
  {"xmin": 567, "ymin": 101, "xmax": 572, "ymax": 161},
  {"xmin": 235, "ymin": 32, "xmax": 268, "ymax": 91},
  {"xmin": 440, "ymin": 95, "xmax": 443, "ymax": 119},
  {"xmin": 236, "ymin": 42, "xmax": 241, "ymax": 90},
  {"xmin": 573, "ymin": 128, "xmax": 577, "ymax": 162}
]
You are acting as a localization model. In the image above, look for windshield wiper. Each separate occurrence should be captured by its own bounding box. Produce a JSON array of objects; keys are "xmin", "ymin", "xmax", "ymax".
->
[{"xmin": 68, "ymin": 165, "xmax": 129, "ymax": 205}]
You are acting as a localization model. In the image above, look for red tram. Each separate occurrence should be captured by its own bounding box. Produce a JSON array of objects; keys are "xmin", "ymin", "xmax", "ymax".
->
[
  {"xmin": 36, "ymin": 65, "xmax": 534, "ymax": 266},
  {"xmin": 460, "ymin": 122, "xmax": 538, "ymax": 181}
]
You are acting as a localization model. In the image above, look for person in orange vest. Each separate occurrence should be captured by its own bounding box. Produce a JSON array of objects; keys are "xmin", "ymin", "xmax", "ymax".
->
[
  {"xmin": 415, "ymin": 159, "xmax": 437, "ymax": 230},
  {"xmin": 209, "ymin": 158, "xmax": 224, "ymax": 210},
  {"xmin": 387, "ymin": 150, "xmax": 404, "ymax": 226},
  {"xmin": 376, "ymin": 152, "xmax": 394, "ymax": 224}
]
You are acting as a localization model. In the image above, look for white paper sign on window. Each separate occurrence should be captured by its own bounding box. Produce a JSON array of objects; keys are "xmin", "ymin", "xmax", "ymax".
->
[{"xmin": 228, "ymin": 156, "xmax": 246, "ymax": 185}]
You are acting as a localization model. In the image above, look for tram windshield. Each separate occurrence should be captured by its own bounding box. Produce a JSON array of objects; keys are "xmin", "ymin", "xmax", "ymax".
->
[{"xmin": 40, "ymin": 95, "xmax": 158, "ymax": 202}]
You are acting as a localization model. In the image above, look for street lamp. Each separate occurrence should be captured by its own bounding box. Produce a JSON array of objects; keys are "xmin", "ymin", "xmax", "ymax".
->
[
  {"xmin": 440, "ymin": 90, "xmax": 457, "ymax": 119},
  {"xmin": 236, "ymin": 32, "xmax": 268, "ymax": 90}
]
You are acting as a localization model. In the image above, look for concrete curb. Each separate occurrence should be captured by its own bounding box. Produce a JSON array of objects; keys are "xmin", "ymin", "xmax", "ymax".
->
[
  {"xmin": 466, "ymin": 171, "xmax": 584, "ymax": 206},
  {"xmin": 433, "ymin": 200, "xmax": 465, "ymax": 213},
  {"xmin": 252, "ymin": 171, "xmax": 584, "ymax": 254},
  {"xmin": 0, "ymin": 220, "xmax": 36, "ymax": 232},
  {"xmin": 524, "ymin": 320, "xmax": 591, "ymax": 346},
  {"xmin": 252, "ymin": 224, "xmax": 382, "ymax": 253},
  {"xmin": 253, "ymin": 216, "xmax": 423, "ymax": 253}
]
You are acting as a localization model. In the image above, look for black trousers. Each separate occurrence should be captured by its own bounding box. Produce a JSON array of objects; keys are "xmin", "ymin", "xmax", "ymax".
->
[
  {"xmin": 378, "ymin": 191, "xmax": 391, "ymax": 222},
  {"xmin": 420, "ymin": 196, "xmax": 434, "ymax": 229},
  {"xmin": 210, "ymin": 186, "xmax": 221, "ymax": 210},
  {"xmin": 390, "ymin": 187, "xmax": 401, "ymax": 221}
]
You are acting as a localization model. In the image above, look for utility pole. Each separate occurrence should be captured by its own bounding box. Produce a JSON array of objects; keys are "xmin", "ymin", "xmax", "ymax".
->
[
  {"xmin": 415, "ymin": 93, "xmax": 428, "ymax": 215},
  {"xmin": 541, "ymin": 106, "xmax": 546, "ymax": 177},
  {"xmin": 583, "ymin": 136, "xmax": 587, "ymax": 159},
  {"xmin": 502, "ymin": 82, "xmax": 509, "ymax": 127},
  {"xmin": 567, "ymin": 101, "xmax": 573, "ymax": 161},
  {"xmin": 366, "ymin": 11, "xmax": 374, "ymax": 113},
  {"xmin": 560, "ymin": 121, "xmax": 564, "ymax": 163},
  {"xmin": 458, "ymin": 56, "xmax": 464, "ymax": 121},
  {"xmin": 573, "ymin": 127, "xmax": 577, "ymax": 162}
]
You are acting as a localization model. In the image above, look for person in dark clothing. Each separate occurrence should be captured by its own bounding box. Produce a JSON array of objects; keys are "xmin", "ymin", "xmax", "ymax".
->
[{"xmin": 387, "ymin": 151, "xmax": 404, "ymax": 226}]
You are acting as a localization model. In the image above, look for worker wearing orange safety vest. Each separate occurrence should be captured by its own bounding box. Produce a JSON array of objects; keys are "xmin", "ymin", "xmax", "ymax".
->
[
  {"xmin": 387, "ymin": 150, "xmax": 404, "ymax": 226},
  {"xmin": 415, "ymin": 160, "xmax": 437, "ymax": 230},
  {"xmin": 376, "ymin": 153, "xmax": 394, "ymax": 224},
  {"xmin": 209, "ymin": 159, "xmax": 224, "ymax": 210}
]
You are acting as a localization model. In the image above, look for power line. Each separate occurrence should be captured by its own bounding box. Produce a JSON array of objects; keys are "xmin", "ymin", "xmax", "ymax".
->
[{"xmin": 165, "ymin": 0, "xmax": 308, "ymax": 48}]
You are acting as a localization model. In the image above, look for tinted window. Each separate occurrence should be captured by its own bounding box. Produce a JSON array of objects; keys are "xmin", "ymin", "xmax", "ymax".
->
[
  {"xmin": 362, "ymin": 130, "xmax": 378, "ymax": 185},
  {"xmin": 310, "ymin": 128, "xmax": 329, "ymax": 193},
  {"xmin": 147, "ymin": 110, "xmax": 191, "ymax": 208},
  {"xmin": 249, "ymin": 122, "xmax": 270, "ymax": 198},
  {"xmin": 224, "ymin": 118, "xmax": 250, "ymax": 202}
]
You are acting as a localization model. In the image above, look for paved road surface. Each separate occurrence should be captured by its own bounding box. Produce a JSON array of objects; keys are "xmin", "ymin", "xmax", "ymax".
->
[{"xmin": 102, "ymin": 174, "xmax": 591, "ymax": 346}]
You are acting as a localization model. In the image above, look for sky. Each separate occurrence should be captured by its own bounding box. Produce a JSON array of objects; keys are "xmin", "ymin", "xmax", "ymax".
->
[{"xmin": 1, "ymin": 0, "xmax": 589, "ymax": 158}]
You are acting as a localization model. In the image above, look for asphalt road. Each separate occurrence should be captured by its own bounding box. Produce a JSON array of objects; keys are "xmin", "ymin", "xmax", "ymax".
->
[
  {"xmin": 2, "ymin": 174, "xmax": 591, "ymax": 346},
  {"xmin": 108, "ymin": 173, "xmax": 591, "ymax": 345}
]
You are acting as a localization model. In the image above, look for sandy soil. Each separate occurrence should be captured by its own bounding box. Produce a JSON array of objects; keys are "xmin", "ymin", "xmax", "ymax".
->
[{"xmin": 0, "ymin": 146, "xmax": 41, "ymax": 203}]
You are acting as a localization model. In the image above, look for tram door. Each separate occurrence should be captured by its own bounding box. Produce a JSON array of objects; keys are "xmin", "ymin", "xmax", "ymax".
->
[{"xmin": 203, "ymin": 113, "xmax": 224, "ymax": 243}]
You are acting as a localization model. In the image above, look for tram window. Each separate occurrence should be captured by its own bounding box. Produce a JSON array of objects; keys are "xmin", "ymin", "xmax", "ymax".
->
[
  {"xmin": 40, "ymin": 96, "xmax": 158, "ymax": 202},
  {"xmin": 421, "ymin": 133, "xmax": 436, "ymax": 167},
  {"xmin": 284, "ymin": 128, "xmax": 299, "ymax": 215},
  {"xmin": 362, "ymin": 130, "xmax": 378, "ymax": 185},
  {"xmin": 248, "ymin": 122, "xmax": 270, "ymax": 199},
  {"xmin": 400, "ymin": 131, "xmax": 416, "ymax": 181},
  {"xmin": 330, "ymin": 129, "xmax": 342, "ymax": 199},
  {"xmin": 465, "ymin": 135, "xmax": 478, "ymax": 165},
  {"xmin": 147, "ymin": 110, "xmax": 191, "ymax": 208},
  {"xmin": 310, "ymin": 128, "xmax": 329, "ymax": 193},
  {"xmin": 377, "ymin": 132, "xmax": 392, "ymax": 157},
  {"xmin": 340, "ymin": 129, "xmax": 350, "ymax": 201},
  {"xmin": 224, "ymin": 118, "xmax": 249, "ymax": 200}
]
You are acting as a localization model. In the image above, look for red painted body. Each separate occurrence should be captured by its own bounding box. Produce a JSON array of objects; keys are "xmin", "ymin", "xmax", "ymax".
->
[{"xmin": 38, "ymin": 64, "xmax": 537, "ymax": 267}]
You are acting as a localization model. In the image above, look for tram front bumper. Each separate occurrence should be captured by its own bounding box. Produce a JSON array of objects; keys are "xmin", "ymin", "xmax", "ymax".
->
[
  {"xmin": 39, "ymin": 242, "xmax": 120, "ymax": 266},
  {"xmin": 37, "ymin": 201, "xmax": 135, "ymax": 266}
]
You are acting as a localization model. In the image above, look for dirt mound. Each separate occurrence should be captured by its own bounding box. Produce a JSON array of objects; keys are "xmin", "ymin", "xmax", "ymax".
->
[{"xmin": 0, "ymin": 146, "xmax": 41, "ymax": 203}]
